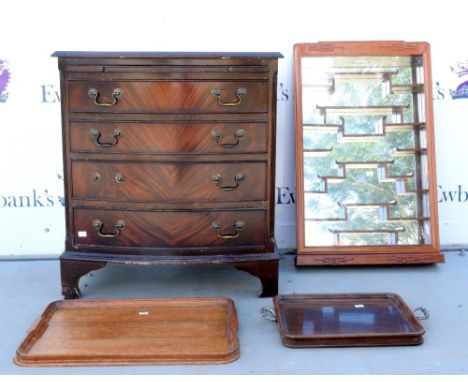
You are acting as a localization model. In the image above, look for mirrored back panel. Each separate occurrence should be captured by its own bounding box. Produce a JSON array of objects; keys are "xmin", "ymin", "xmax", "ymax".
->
[{"xmin": 294, "ymin": 42, "xmax": 444, "ymax": 265}]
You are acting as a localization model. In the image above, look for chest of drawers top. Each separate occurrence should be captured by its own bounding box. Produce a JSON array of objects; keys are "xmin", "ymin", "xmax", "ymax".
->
[
  {"xmin": 52, "ymin": 51, "xmax": 283, "ymax": 57},
  {"xmin": 53, "ymin": 51, "xmax": 282, "ymax": 78}
]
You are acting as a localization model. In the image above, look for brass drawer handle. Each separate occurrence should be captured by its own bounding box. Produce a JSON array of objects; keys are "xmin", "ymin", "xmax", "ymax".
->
[
  {"xmin": 89, "ymin": 128, "xmax": 122, "ymax": 147},
  {"xmin": 92, "ymin": 219, "xmax": 125, "ymax": 238},
  {"xmin": 212, "ymin": 172, "xmax": 245, "ymax": 191},
  {"xmin": 88, "ymin": 87, "xmax": 123, "ymax": 106},
  {"xmin": 211, "ymin": 220, "xmax": 245, "ymax": 239},
  {"xmin": 211, "ymin": 87, "xmax": 247, "ymax": 106},
  {"xmin": 212, "ymin": 129, "xmax": 245, "ymax": 148}
]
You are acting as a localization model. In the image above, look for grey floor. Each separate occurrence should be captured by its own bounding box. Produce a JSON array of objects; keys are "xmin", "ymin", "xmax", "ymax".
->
[{"xmin": 1, "ymin": 251, "xmax": 466, "ymax": 375}]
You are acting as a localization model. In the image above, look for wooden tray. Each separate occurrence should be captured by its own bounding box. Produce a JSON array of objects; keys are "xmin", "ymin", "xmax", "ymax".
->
[
  {"xmin": 15, "ymin": 297, "xmax": 239, "ymax": 366},
  {"xmin": 273, "ymin": 293, "xmax": 425, "ymax": 347}
]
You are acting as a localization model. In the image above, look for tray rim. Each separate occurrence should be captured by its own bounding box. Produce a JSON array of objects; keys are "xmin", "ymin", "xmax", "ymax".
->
[
  {"xmin": 273, "ymin": 293, "xmax": 425, "ymax": 341},
  {"xmin": 15, "ymin": 297, "xmax": 240, "ymax": 367}
]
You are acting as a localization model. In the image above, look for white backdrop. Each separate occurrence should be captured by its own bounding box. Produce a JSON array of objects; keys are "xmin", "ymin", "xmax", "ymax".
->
[{"xmin": 0, "ymin": 0, "xmax": 467, "ymax": 256}]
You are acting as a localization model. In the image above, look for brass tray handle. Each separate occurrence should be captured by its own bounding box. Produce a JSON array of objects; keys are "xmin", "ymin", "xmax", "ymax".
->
[
  {"xmin": 211, "ymin": 87, "xmax": 247, "ymax": 106},
  {"xmin": 88, "ymin": 87, "xmax": 123, "ymax": 107},
  {"xmin": 413, "ymin": 306, "xmax": 430, "ymax": 321},
  {"xmin": 89, "ymin": 128, "xmax": 122, "ymax": 147},
  {"xmin": 92, "ymin": 219, "xmax": 125, "ymax": 238},
  {"xmin": 261, "ymin": 307, "xmax": 278, "ymax": 322},
  {"xmin": 211, "ymin": 220, "xmax": 245, "ymax": 239},
  {"xmin": 212, "ymin": 172, "xmax": 245, "ymax": 191},
  {"xmin": 212, "ymin": 129, "xmax": 245, "ymax": 148}
]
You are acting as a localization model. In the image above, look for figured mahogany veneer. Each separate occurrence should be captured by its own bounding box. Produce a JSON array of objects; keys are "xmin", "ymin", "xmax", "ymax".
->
[
  {"xmin": 53, "ymin": 51, "xmax": 282, "ymax": 298},
  {"xmin": 69, "ymin": 121, "xmax": 268, "ymax": 154},
  {"xmin": 68, "ymin": 80, "xmax": 268, "ymax": 113},
  {"xmin": 71, "ymin": 161, "xmax": 267, "ymax": 202},
  {"xmin": 73, "ymin": 208, "xmax": 267, "ymax": 249}
]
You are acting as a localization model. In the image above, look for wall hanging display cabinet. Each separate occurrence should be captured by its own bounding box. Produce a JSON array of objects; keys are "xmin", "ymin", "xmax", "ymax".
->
[
  {"xmin": 53, "ymin": 51, "xmax": 282, "ymax": 298},
  {"xmin": 294, "ymin": 41, "xmax": 444, "ymax": 265}
]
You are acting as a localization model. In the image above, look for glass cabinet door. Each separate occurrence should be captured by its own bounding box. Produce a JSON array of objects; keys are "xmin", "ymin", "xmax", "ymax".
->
[{"xmin": 294, "ymin": 42, "xmax": 443, "ymax": 265}]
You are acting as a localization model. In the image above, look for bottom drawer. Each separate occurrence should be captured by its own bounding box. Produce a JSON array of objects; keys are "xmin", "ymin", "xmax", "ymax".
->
[{"xmin": 72, "ymin": 208, "xmax": 266, "ymax": 249}]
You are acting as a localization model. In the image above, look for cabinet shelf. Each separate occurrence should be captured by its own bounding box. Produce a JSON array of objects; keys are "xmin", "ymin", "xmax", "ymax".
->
[
  {"xmin": 334, "ymin": 71, "xmax": 398, "ymax": 80},
  {"xmin": 328, "ymin": 227, "xmax": 405, "ymax": 245},
  {"xmin": 303, "ymin": 80, "xmax": 335, "ymax": 94},
  {"xmin": 304, "ymin": 123, "xmax": 341, "ymax": 132},
  {"xmin": 384, "ymin": 122, "xmax": 426, "ymax": 131},
  {"xmin": 304, "ymin": 148, "xmax": 333, "ymax": 157},
  {"xmin": 328, "ymin": 228, "xmax": 405, "ymax": 233},
  {"xmin": 317, "ymin": 105, "xmax": 410, "ymax": 118},
  {"xmin": 392, "ymin": 147, "xmax": 427, "ymax": 157},
  {"xmin": 306, "ymin": 201, "xmax": 428, "ymax": 222},
  {"xmin": 335, "ymin": 160, "xmax": 394, "ymax": 169},
  {"xmin": 305, "ymin": 120, "xmax": 425, "ymax": 140},
  {"xmin": 390, "ymin": 84, "xmax": 424, "ymax": 94}
]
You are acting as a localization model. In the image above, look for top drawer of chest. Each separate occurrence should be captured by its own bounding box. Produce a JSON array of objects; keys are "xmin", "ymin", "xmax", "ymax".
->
[{"xmin": 68, "ymin": 80, "xmax": 268, "ymax": 114}]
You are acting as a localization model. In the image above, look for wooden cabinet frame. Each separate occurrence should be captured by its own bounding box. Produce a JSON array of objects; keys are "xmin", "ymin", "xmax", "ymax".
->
[{"xmin": 294, "ymin": 41, "xmax": 444, "ymax": 265}]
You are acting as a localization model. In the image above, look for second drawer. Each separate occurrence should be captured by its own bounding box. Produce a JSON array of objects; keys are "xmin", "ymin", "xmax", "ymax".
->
[
  {"xmin": 71, "ymin": 161, "xmax": 267, "ymax": 202},
  {"xmin": 69, "ymin": 121, "xmax": 268, "ymax": 155}
]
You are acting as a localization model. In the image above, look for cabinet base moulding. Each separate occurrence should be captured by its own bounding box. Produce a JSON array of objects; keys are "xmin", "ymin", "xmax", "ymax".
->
[
  {"xmin": 296, "ymin": 252, "xmax": 444, "ymax": 266},
  {"xmin": 60, "ymin": 251, "xmax": 279, "ymax": 299}
]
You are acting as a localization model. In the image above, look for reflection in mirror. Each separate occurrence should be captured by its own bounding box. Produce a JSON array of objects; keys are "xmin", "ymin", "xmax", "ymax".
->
[{"xmin": 301, "ymin": 55, "xmax": 431, "ymax": 247}]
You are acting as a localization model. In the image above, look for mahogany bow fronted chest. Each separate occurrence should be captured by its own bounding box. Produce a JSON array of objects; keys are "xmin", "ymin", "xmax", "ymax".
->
[{"xmin": 52, "ymin": 51, "xmax": 282, "ymax": 298}]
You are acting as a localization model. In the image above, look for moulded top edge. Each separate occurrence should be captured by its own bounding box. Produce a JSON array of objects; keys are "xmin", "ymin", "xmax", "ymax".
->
[
  {"xmin": 293, "ymin": 41, "xmax": 430, "ymax": 55},
  {"xmin": 51, "ymin": 51, "xmax": 284, "ymax": 59}
]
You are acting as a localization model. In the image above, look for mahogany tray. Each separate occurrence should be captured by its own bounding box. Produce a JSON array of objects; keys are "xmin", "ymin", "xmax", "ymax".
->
[
  {"xmin": 273, "ymin": 293, "xmax": 425, "ymax": 347},
  {"xmin": 15, "ymin": 297, "xmax": 239, "ymax": 366}
]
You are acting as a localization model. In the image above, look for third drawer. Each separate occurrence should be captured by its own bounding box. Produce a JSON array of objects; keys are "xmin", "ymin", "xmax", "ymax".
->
[{"xmin": 71, "ymin": 160, "xmax": 267, "ymax": 202}]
